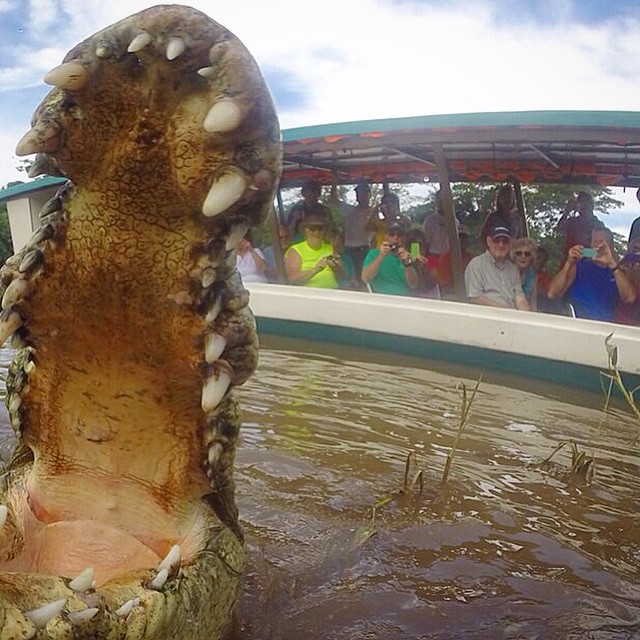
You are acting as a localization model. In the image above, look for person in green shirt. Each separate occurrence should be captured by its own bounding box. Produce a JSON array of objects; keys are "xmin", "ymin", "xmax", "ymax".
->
[
  {"xmin": 285, "ymin": 214, "xmax": 343, "ymax": 288},
  {"xmin": 362, "ymin": 221, "xmax": 419, "ymax": 295}
]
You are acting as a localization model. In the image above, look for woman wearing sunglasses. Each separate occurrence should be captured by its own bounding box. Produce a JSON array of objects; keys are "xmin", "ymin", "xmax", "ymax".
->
[
  {"xmin": 511, "ymin": 237, "xmax": 538, "ymax": 310},
  {"xmin": 285, "ymin": 214, "xmax": 343, "ymax": 288}
]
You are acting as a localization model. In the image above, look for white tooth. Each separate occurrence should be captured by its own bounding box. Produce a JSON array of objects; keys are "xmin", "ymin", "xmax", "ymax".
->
[
  {"xmin": 0, "ymin": 309, "xmax": 23, "ymax": 347},
  {"xmin": 95, "ymin": 45, "xmax": 110, "ymax": 58},
  {"xmin": 2, "ymin": 279, "xmax": 30, "ymax": 310},
  {"xmin": 201, "ymin": 371, "xmax": 231, "ymax": 413},
  {"xmin": 44, "ymin": 62, "xmax": 88, "ymax": 90},
  {"xmin": 0, "ymin": 504, "xmax": 7, "ymax": 527},
  {"xmin": 203, "ymin": 98, "xmax": 243, "ymax": 133},
  {"xmin": 15, "ymin": 122, "xmax": 61, "ymax": 156},
  {"xmin": 69, "ymin": 567, "xmax": 95, "ymax": 592},
  {"xmin": 68, "ymin": 608, "xmax": 98, "ymax": 624},
  {"xmin": 157, "ymin": 544, "xmax": 181, "ymax": 573},
  {"xmin": 115, "ymin": 597, "xmax": 140, "ymax": 617},
  {"xmin": 208, "ymin": 442, "xmax": 223, "ymax": 465},
  {"xmin": 149, "ymin": 568, "xmax": 169, "ymax": 590},
  {"xmin": 202, "ymin": 172, "xmax": 247, "ymax": 217},
  {"xmin": 226, "ymin": 224, "xmax": 249, "ymax": 251},
  {"xmin": 24, "ymin": 360, "xmax": 36, "ymax": 374},
  {"xmin": 128, "ymin": 31, "xmax": 152, "ymax": 53},
  {"xmin": 9, "ymin": 394, "xmax": 22, "ymax": 414},
  {"xmin": 201, "ymin": 267, "xmax": 216, "ymax": 288},
  {"xmin": 205, "ymin": 333, "xmax": 227, "ymax": 363},
  {"xmin": 24, "ymin": 598, "xmax": 66, "ymax": 628},
  {"xmin": 205, "ymin": 297, "xmax": 222, "ymax": 323},
  {"xmin": 197, "ymin": 66, "xmax": 216, "ymax": 79},
  {"xmin": 166, "ymin": 37, "xmax": 185, "ymax": 60}
]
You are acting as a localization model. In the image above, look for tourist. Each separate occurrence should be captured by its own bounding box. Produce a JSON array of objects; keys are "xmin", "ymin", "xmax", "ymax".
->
[
  {"xmin": 464, "ymin": 223, "xmax": 530, "ymax": 310},
  {"xmin": 284, "ymin": 214, "xmax": 342, "ymax": 288},
  {"xmin": 547, "ymin": 226, "xmax": 636, "ymax": 322},
  {"xmin": 615, "ymin": 234, "xmax": 640, "ymax": 325},
  {"xmin": 287, "ymin": 179, "xmax": 333, "ymax": 242},
  {"xmin": 511, "ymin": 236, "xmax": 537, "ymax": 310},
  {"xmin": 329, "ymin": 229, "xmax": 360, "ymax": 290},
  {"xmin": 362, "ymin": 221, "xmax": 419, "ymax": 295},
  {"xmin": 422, "ymin": 190, "xmax": 452, "ymax": 261},
  {"xmin": 331, "ymin": 179, "xmax": 376, "ymax": 280},
  {"xmin": 369, "ymin": 191, "xmax": 408, "ymax": 248},
  {"xmin": 480, "ymin": 184, "xmax": 522, "ymax": 243},
  {"xmin": 236, "ymin": 231, "xmax": 267, "ymax": 283},
  {"xmin": 555, "ymin": 191, "xmax": 601, "ymax": 258}
]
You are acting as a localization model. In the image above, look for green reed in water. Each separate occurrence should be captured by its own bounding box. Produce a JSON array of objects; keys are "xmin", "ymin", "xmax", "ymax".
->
[
  {"xmin": 601, "ymin": 333, "xmax": 640, "ymax": 439},
  {"xmin": 441, "ymin": 378, "xmax": 482, "ymax": 484},
  {"xmin": 540, "ymin": 440, "xmax": 595, "ymax": 483}
]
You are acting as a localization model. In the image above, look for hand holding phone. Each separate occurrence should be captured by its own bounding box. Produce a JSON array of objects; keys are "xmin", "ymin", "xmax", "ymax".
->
[{"xmin": 581, "ymin": 247, "xmax": 597, "ymax": 259}]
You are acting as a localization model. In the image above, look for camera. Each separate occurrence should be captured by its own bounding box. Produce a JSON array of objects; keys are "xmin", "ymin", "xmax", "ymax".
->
[
  {"xmin": 326, "ymin": 254, "xmax": 339, "ymax": 265},
  {"xmin": 389, "ymin": 243, "xmax": 400, "ymax": 253},
  {"xmin": 581, "ymin": 247, "xmax": 597, "ymax": 259}
]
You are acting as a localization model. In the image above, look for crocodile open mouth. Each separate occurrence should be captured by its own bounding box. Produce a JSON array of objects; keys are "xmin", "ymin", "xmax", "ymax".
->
[{"xmin": 0, "ymin": 5, "xmax": 281, "ymax": 638}]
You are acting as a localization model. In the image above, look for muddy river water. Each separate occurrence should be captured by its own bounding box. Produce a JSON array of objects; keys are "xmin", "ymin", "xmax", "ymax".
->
[{"xmin": 1, "ymin": 341, "xmax": 639, "ymax": 639}]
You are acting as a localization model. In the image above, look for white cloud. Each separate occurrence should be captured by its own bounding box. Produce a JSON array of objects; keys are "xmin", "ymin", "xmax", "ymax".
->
[{"xmin": 1, "ymin": 0, "xmax": 639, "ymax": 235}]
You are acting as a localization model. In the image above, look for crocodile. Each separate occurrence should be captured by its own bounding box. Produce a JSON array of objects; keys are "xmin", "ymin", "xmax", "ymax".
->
[{"xmin": 0, "ymin": 5, "xmax": 281, "ymax": 638}]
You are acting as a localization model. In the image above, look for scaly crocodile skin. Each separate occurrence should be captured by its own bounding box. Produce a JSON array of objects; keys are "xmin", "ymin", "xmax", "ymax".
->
[{"xmin": 0, "ymin": 5, "xmax": 281, "ymax": 638}]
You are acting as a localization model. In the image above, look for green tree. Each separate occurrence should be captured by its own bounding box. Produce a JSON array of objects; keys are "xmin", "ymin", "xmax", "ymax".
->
[{"xmin": 0, "ymin": 203, "xmax": 14, "ymax": 265}]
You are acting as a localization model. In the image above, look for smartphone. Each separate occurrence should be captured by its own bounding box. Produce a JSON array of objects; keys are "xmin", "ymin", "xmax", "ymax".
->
[
  {"xmin": 410, "ymin": 242, "xmax": 420, "ymax": 259},
  {"xmin": 581, "ymin": 247, "xmax": 597, "ymax": 259}
]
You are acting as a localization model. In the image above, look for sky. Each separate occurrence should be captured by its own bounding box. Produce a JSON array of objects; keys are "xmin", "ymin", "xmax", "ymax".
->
[{"xmin": 0, "ymin": 0, "xmax": 639, "ymax": 233}]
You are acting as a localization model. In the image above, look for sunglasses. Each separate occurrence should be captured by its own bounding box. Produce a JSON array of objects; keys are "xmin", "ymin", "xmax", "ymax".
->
[
  {"xmin": 514, "ymin": 250, "xmax": 532, "ymax": 257},
  {"xmin": 306, "ymin": 224, "xmax": 325, "ymax": 232}
]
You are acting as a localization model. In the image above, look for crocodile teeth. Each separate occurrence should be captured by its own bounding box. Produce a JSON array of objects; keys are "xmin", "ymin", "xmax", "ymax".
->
[
  {"xmin": 208, "ymin": 442, "xmax": 223, "ymax": 465},
  {"xmin": 203, "ymin": 98, "xmax": 242, "ymax": 133},
  {"xmin": 226, "ymin": 224, "xmax": 249, "ymax": 251},
  {"xmin": 8, "ymin": 393, "xmax": 21, "ymax": 414},
  {"xmin": 201, "ymin": 371, "xmax": 231, "ymax": 413},
  {"xmin": 26, "ymin": 223, "xmax": 55, "ymax": 249},
  {"xmin": 24, "ymin": 598, "xmax": 66, "ymax": 628},
  {"xmin": 44, "ymin": 61, "xmax": 88, "ymax": 90},
  {"xmin": 202, "ymin": 171, "xmax": 247, "ymax": 217},
  {"xmin": 127, "ymin": 31, "xmax": 152, "ymax": 53},
  {"xmin": 205, "ymin": 296, "xmax": 222, "ymax": 323},
  {"xmin": 2, "ymin": 278, "xmax": 30, "ymax": 310},
  {"xmin": 0, "ymin": 309, "xmax": 23, "ymax": 347},
  {"xmin": 149, "ymin": 568, "xmax": 169, "ymax": 591},
  {"xmin": 19, "ymin": 249, "xmax": 43, "ymax": 274},
  {"xmin": 201, "ymin": 267, "xmax": 216, "ymax": 288},
  {"xmin": 69, "ymin": 567, "xmax": 95, "ymax": 592},
  {"xmin": 15, "ymin": 121, "xmax": 61, "ymax": 156},
  {"xmin": 115, "ymin": 597, "xmax": 140, "ymax": 617},
  {"xmin": 205, "ymin": 333, "xmax": 227, "ymax": 363},
  {"xmin": 166, "ymin": 37, "xmax": 186, "ymax": 60},
  {"xmin": 68, "ymin": 608, "xmax": 98, "ymax": 624},
  {"xmin": 157, "ymin": 544, "xmax": 181, "ymax": 574},
  {"xmin": 95, "ymin": 44, "xmax": 111, "ymax": 59},
  {"xmin": 197, "ymin": 66, "xmax": 216, "ymax": 80},
  {"xmin": 0, "ymin": 505, "xmax": 7, "ymax": 527}
]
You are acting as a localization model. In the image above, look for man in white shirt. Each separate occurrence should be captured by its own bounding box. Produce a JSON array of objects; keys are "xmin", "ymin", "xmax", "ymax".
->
[{"xmin": 464, "ymin": 224, "xmax": 530, "ymax": 310}]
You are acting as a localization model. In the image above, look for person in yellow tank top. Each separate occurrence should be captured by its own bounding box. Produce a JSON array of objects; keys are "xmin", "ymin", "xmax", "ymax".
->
[{"xmin": 285, "ymin": 214, "xmax": 343, "ymax": 288}]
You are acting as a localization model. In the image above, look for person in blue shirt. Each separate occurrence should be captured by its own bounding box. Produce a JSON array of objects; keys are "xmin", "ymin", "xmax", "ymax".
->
[{"xmin": 548, "ymin": 226, "xmax": 636, "ymax": 322}]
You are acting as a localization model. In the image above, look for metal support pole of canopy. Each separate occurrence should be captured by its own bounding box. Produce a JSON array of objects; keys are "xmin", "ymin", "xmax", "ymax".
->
[
  {"xmin": 269, "ymin": 189, "xmax": 288, "ymax": 284},
  {"xmin": 433, "ymin": 144, "xmax": 466, "ymax": 301},
  {"xmin": 512, "ymin": 180, "xmax": 529, "ymax": 237}
]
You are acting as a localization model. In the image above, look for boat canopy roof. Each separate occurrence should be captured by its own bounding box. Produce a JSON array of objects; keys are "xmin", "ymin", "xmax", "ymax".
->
[{"xmin": 281, "ymin": 110, "xmax": 640, "ymax": 189}]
